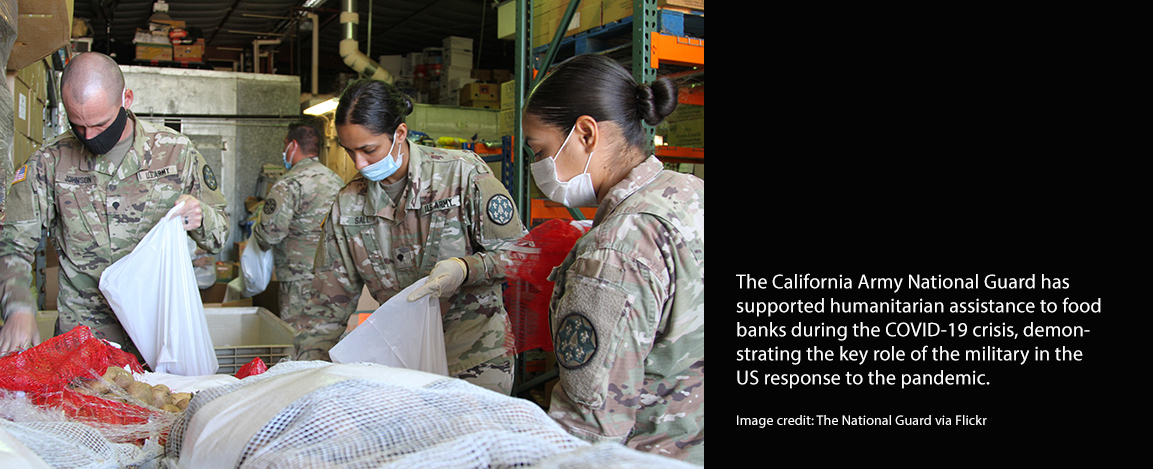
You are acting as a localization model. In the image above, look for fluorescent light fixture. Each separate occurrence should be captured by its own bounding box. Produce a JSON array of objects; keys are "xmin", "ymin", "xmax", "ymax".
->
[
  {"xmin": 303, "ymin": 0, "xmax": 326, "ymax": 8},
  {"xmin": 304, "ymin": 97, "xmax": 338, "ymax": 116}
]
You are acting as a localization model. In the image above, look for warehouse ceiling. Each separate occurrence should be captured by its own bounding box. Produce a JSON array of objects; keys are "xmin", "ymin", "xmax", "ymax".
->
[{"xmin": 73, "ymin": 0, "xmax": 513, "ymax": 95}]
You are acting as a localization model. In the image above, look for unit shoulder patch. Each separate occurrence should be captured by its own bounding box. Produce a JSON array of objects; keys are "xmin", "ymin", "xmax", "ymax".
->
[
  {"xmin": 486, "ymin": 193, "xmax": 514, "ymax": 226},
  {"xmin": 263, "ymin": 198, "xmax": 278, "ymax": 215},
  {"xmin": 202, "ymin": 164, "xmax": 218, "ymax": 191},
  {"xmin": 555, "ymin": 312, "xmax": 598, "ymax": 370}
]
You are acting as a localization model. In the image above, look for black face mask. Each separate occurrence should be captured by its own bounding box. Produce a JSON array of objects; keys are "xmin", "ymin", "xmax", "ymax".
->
[{"xmin": 72, "ymin": 107, "xmax": 129, "ymax": 155}]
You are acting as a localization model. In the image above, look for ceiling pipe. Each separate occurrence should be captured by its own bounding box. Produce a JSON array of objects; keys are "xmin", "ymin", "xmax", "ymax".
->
[
  {"xmin": 253, "ymin": 39, "xmax": 281, "ymax": 73},
  {"xmin": 308, "ymin": 12, "xmax": 319, "ymax": 95},
  {"xmin": 340, "ymin": 0, "xmax": 393, "ymax": 83}
]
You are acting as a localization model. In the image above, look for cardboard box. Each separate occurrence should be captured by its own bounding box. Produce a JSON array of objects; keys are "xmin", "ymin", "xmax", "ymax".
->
[
  {"xmin": 204, "ymin": 307, "xmax": 296, "ymax": 374},
  {"xmin": 136, "ymin": 43, "xmax": 173, "ymax": 61},
  {"xmin": 442, "ymin": 36, "xmax": 474, "ymax": 53},
  {"xmin": 42, "ymin": 266, "xmax": 59, "ymax": 311},
  {"xmin": 7, "ymin": 0, "xmax": 72, "ymax": 71},
  {"xmin": 443, "ymin": 65, "xmax": 472, "ymax": 84},
  {"xmin": 200, "ymin": 282, "xmax": 253, "ymax": 308},
  {"xmin": 658, "ymin": 0, "xmax": 704, "ymax": 10},
  {"xmin": 501, "ymin": 81, "xmax": 516, "ymax": 109},
  {"xmin": 499, "ymin": 108, "xmax": 516, "ymax": 135},
  {"xmin": 602, "ymin": 0, "xmax": 633, "ymax": 25},
  {"xmin": 215, "ymin": 261, "xmax": 237, "ymax": 281},
  {"xmin": 443, "ymin": 49, "xmax": 473, "ymax": 68},
  {"xmin": 460, "ymin": 82, "xmax": 500, "ymax": 102},
  {"xmin": 173, "ymin": 39, "xmax": 205, "ymax": 62},
  {"xmin": 463, "ymin": 99, "xmax": 500, "ymax": 110},
  {"xmin": 663, "ymin": 119, "xmax": 704, "ymax": 148}
]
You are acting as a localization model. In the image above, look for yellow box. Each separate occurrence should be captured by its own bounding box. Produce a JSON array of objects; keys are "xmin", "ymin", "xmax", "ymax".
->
[
  {"xmin": 602, "ymin": 0, "xmax": 633, "ymax": 24},
  {"xmin": 136, "ymin": 43, "xmax": 173, "ymax": 61},
  {"xmin": 460, "ymin": 82, "xmax": 500, "ymax": 101},
  {"xmin": 658, "ymin": 0, "xmax": 704, "ymax": 10},
  {"xmin": 501, "ymin": 80, "xmax": 516, "ymax": 109},
  {"xmin": 499, "ymin": 108, "xmax": 516, "ymax": 135}
]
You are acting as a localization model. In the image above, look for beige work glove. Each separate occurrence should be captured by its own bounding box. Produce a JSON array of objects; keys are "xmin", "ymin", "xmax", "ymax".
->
[{"xmin": 407, "ymin": 258, "xmax": 468, "ymax": 301}]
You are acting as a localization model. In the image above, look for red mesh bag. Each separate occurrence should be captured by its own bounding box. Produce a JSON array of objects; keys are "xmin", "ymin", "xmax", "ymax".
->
[
  {"xmin": 503, "ymin": 219, "xmax": 590, "ymax": 355},
  {"xmin": 234, "ymin": 357, "xmax": 268, "ymax": 379},
  {"xmin": 0, "ymin": 325, "xmax": 171, "ymax": 442}
]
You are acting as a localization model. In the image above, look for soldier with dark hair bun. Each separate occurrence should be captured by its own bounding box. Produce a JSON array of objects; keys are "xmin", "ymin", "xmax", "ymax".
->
[
  {"xmin": 293, "ymin": 78, "xmax": 528, "ymax": 395},
  {"xmin": 523, "ymin": 54, "xmax": 705, "ymax": 464}
]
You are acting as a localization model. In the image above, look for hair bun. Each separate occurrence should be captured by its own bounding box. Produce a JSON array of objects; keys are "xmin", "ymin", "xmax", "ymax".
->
[{"xmin": 637, "ymin": 77, "xmax": 678, "ymax": 126}]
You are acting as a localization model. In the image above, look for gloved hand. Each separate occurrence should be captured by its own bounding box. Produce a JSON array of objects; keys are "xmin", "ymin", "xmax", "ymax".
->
[
  {"xmin": 0, "ymin": 309, "xmax": 42, "ymax": 353},
  {"xmin": 408, "ymin": 258, "xmax": 468, "ymax": 301}
]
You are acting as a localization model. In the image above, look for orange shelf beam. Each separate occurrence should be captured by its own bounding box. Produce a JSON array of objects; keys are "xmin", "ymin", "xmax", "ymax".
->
[
  {"xmin": 531, "ymin": 198, "xmax": 596, "ymax": 221},
  {"xmin": 651, "ymin": 32, "xmax": 704, "ymax": 69}
]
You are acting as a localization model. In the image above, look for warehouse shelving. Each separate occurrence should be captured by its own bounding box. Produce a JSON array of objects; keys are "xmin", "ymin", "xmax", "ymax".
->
[{"xmin": 507, "ymin": 0, "xmax": 704, "ymax": 401}]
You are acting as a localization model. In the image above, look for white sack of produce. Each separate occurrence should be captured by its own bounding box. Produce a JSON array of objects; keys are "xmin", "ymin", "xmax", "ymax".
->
[
  {"xmin": 164, "ymin": 361, "xmax": 698, "ymax": 469},
  {"xmin": 99, "ymin": 203, "xmax": 219, "ymax": 376},
  {"xmin": 239, "ymin": 233, "xmax": 273, "ymax": 298},
  {"xmin": 329, "ymin": 276, "xmax": 449, "ymax": 376}
]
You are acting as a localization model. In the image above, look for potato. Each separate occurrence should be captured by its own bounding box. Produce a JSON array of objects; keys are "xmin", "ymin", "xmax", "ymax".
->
[
  {"xmin": 86, "ymin": 377, "xmax": 111, "ymax": 395},
  {"xmin": 171, "ymin": 392, "xmax": 192, "ymax": 403},
  {"xmin": 153, "ymin": 388, "xmax": 174, "ymax": 407},
  {"xmin": 153, "ymin": 384, "xmax": 170, "ymax": 395},
  {"xmin": 175, "ymin": 396, "xmax": 191, "ymax": 410},
  {"xmin": 114, "ymin": 373, "xmax": 134, "ymax": 390},
  {"xmin": 102, "ymin": 366, "xmax": 128, "ymax": 381},
  {"xmin": 162, "ymin": 404, "xmax": 182, "ymax": 413},
  {"xmin": 127, "ymin": 381, "xmax": 155, "ymax": 407}
]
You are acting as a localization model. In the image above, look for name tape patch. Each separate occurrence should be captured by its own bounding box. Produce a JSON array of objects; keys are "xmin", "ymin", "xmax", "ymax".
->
[{"xmin": 420, "ymin": 195, "xmax": 461, "ymax": 216}]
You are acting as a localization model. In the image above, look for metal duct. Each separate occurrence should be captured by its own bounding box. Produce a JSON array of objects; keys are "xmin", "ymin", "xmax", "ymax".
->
[{"xmin": 340, "ymin": 0, "xmax": 393, "ymax": 83}]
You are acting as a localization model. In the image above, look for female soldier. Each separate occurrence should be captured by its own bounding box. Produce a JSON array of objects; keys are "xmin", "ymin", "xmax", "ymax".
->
[
  {"xmin": 523, "ymin": 54, "xmax": 705, "ymax": 463},
  {"xmin": 294, "ymin": 79, "xmax": 528, "ymax": 394}
]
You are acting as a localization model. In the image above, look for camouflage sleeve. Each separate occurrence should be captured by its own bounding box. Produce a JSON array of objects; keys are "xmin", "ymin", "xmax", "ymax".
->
[
  {"xmin": 294, "ymin": 206, "xmax": 363, "ymax": 360},
  {"xmin": 185, "ymin": 148, "xmax": 229, "ymax": 254},
  {"xmin": 460, "ymin": 170, "xmax": 528, "ymax": 286},
  {"xmin": 547, "ymin": 216, "xmax": 674, "ymax": 445},
  {"xmin": 0, "ymin": 153, "xmax": 56, "ymax": 318},
  {"xmin": 251, "ymin": 178, "xmax": 297, "ymax": 251}
]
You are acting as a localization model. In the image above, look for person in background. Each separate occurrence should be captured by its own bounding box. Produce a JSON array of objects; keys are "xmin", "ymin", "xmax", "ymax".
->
[
  {"xmin": 250, "ymin": 119, "xmax": 344, "ymax": 323},
  {"xmin": 522, "ymin": 54, "xmax": 705, "ymax": 463},
  {"xmin": 294, "ymin": 78, "xmax": 528, "ymax": 395},
  {"xmin": 0, "ymin": 52, "xmax": 229, "ymax": 357}
]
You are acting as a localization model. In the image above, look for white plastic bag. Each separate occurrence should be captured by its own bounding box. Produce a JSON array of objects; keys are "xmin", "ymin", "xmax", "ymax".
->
[
  {"xmin": 99, "ymin": 203, "xmax": 219, "ymax": 376},
  {"xmin": 329, "ymin": 277, "xmax": 449, "ymax": 375},
  {"xmin": 239, "ymin": 234, "xmax": 273, "ymax": 298}
]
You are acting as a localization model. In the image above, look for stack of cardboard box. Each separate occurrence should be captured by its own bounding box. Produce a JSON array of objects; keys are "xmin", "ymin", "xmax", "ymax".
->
[
  {"xmin": 499, "ymin": 80, "xmax": 517, "ymax": 136},
  {"xmin": 10, "ymin": 59, "xmax": 50, "ymax": 171},
  {"xmin": 440, "ymin": 36, "xmax": 475, "ymax": 107}
]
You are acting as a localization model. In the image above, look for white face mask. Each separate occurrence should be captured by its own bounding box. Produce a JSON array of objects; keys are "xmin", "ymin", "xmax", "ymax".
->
[{"xmin": 530, "ymin": 126, "xmax": 598, "ymax": 207}]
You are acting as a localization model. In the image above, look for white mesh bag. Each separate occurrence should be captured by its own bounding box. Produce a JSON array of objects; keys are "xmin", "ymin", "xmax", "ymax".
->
[{"xmin": 162, "ymin": 361, "xmax": 699, "ymax": 469}]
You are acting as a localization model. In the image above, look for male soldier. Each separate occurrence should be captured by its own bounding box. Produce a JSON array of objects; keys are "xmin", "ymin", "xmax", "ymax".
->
[
  {"xmin": 0, "ymin": 52, "xmax": 229, "ymax": 356},
  {"xmin": 250, "ymin": 120, "xmax": 343, "ymax": 322}
]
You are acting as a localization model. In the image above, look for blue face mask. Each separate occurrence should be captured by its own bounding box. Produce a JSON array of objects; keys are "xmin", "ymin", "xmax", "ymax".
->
[{"xmin": 360, "ymin": 130, "xmax": 405, "ymax": 182}]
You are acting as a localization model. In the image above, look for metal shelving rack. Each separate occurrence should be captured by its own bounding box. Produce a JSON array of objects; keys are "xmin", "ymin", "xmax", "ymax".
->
[{"xmin": 508, "ymin": 0, "xmax": 704, "ymax": 401}]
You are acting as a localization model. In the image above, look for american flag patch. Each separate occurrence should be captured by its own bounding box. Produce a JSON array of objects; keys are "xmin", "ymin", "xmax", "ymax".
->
[{"xmin": 12, "ymin": 164, "xmax": 27, "ymax": 183}]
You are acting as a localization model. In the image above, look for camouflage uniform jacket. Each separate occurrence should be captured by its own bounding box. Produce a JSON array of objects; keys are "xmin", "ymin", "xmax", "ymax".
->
[
  {"xmin": 298, "ymin": 143, "xmax": 527, "ymax": 375},
  {"xmin": 0, "ymin": 111, "xmax": 229, "ymax": 336},
  {"xmin": 546, "ymin": 156, "xmax": 705, "ymax": 464},
  {"xmin": 252, "ymin": 156, "xmax": 344, "ymax": 283}
]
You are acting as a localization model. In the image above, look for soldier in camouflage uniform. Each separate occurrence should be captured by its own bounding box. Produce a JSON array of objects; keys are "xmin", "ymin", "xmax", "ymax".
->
[
  {"xmin": 251, "ymin": 121, "xmax": 344, "ymax": 323},
  {"xmin": 523, "ymin": 54, "xmax": 704, "ymax": 464},
  {"xmin": 294, "ymin": 79, "xmax": 527, "ymax": 395},
  {"xmin": 0, "ymin": 53, "xmax": 229, "ymax": 357}
]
